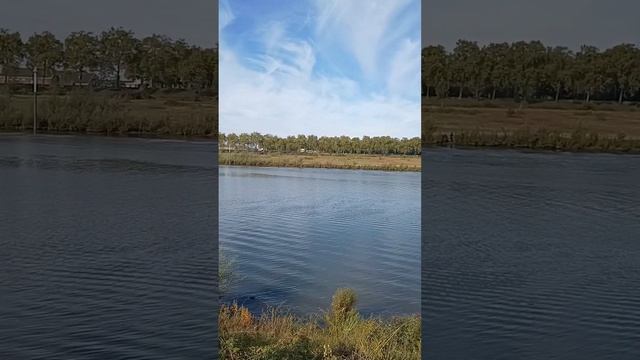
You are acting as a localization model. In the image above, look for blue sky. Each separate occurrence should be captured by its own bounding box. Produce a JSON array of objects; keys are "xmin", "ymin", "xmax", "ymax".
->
[{"xmin": 219, "ymin": 0, "xmax": 421, "ymax": 138}]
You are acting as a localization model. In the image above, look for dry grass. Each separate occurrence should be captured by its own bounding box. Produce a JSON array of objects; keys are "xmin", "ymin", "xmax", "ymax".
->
[
  {"xmin": 219, "ymin": 152, "xmax": 421, "ymax": 171},
  {"xmin": 0, "ymin": 91, "xmax": 218, "ymax": 137},
  {"xmin": 219, "ymin": 288, "xmax": 420, "ymax": 360},
  {"xmin": 423, "ymin": 99, "xmax": 640, "ymax": 152}
]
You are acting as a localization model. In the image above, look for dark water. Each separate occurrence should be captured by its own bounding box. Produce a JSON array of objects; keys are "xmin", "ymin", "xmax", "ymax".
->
[
  {"xmin": 423, "ymin": 147, "xmax": 640, "ymax": 360},
  {"xmin": 0, "ymin": 135, "xmax": 218, "ymax": 359},
  {"xmin": 220, "ymin": 166, "xmax": 420, "ymax": 316}
]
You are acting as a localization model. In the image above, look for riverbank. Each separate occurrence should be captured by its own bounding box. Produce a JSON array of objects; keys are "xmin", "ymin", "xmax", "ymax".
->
[
  {"xmin": 423, "ymin": 99, "xmax": 640, "ymax": 152},
  {"xmin": 219, "ymin": 151, "xmax": 421, "ymax": 171},
  {"xmin": 0, "ymin": 91, "xmax": 218, "ymax": 137},
  {"xmin": 219, "ymin": 288, "xmax": 420, "ymax": 360}
]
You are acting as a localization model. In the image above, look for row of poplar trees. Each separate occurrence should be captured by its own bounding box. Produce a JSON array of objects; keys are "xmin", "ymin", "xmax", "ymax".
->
[
  {"xmin": 0, "ymin": 27, "xmax": 218, "ymax": 92},
  {"xmin": 422, "ymin": 40, "xmax": 640, "ymax": 104},
  {"xmin": 219, "ymin": 133, "xmax": 422, "ymax": 156}
]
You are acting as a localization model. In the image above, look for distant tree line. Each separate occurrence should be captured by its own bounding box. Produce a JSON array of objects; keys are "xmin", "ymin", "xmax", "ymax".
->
[
  {"xmin": 219, "ymin": 133, "xmax": 422, "ymax": 155},
  {"xmin": 0, "ymin": 28, "xmax": 217, "ymax": 92},
  {"xmin": 422, "ymin": 40, "xmax": 640, "ymax": 104}
]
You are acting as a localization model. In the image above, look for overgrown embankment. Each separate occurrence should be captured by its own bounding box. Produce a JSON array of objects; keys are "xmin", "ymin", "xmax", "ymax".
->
[
  {"xmin": 219, "ymin": 152, "xmax": 421, "ymax": 171},
  {"xmin": 219, "ymin": 288, "xmax": 420, "ymax": 360},
  {"xmin": 422, "ymin": 99, "xmax": 640, "ymax": 152},
  {"xmin": 0, "ymin": 90, "xmax": 217, "ymax": 137}
]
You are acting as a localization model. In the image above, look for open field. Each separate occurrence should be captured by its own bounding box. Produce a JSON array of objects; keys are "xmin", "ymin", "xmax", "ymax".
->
[
  {"xmin": 219, "ymin": 152, "xmax": 421, "ymax": 171},
  {"xmin": 220, "ymin": 288, "xmax": 420, "ymax": 360},
  {"xmin": 0, "ymin": 90, "xmax": 218, "ymax": 137},
  {"xmin": 423, "ymin": 99, "xmax": 640, "ymax": 152}
]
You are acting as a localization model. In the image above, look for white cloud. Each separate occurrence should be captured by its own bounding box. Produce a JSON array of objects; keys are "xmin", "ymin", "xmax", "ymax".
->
[
  {"xmin": 387, "ymin": 38, "xmax": 421, "ymax": 100},
  {"xmin": 219, "ymin": 0, "xmax": 420, "ymax": 138},
  {"xmin": 219, "ymin": 0, "xmax": 235, "ymax": 30},
  {"xmin": 313, "ymin": 0, "xmax": 413, "ymax": 79},
  {"xmin": 220, "ymin": 45, "xmax": 419, "ymax": 137}
]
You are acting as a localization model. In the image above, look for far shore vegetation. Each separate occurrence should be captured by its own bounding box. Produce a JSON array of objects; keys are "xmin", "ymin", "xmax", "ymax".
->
[
  {"xmin": 2, "ymin": 29, "xmax": 639, "ymax": 154},
  {"xmin": 0, "ymin": 89, "xmax": 217, "ymax": 137},
  {"xmin": 422, "ymin": 98, "xmax": 640, "ymax": 152},
  {"xmin": 421, "ymin": 40, "xmax": 640, "ymax": 152},
  {"xmin": 219, "ymin": 132, "xmax": 421, "ymax": 172},
  {"xmin": 220, "ymin": 152, "xmax": 420, "ymax": 172},
  {"xmin": 0, "ymin": 27, "xmax": 218, "ymax": 137}
]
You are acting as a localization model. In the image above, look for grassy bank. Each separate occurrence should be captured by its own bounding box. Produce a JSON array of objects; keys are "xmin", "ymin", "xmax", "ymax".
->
[
  {"xmin": 0, "ymin": 90, "xmax": 217, "ymax": 137},
  {"xmin": 220, "ymin": 288, "xmax": 420, "ymax": 360},
  {"xmin": 220, "ymin": 152, "xmax": 421, "ymax": 171},
  {"xmin": 423, "ymin": 99, "xmax": 640, "ymax": 152}
]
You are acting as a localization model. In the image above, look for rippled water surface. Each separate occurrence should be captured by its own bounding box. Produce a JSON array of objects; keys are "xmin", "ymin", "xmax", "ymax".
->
[
  {"xmin": 220, "ymin": 166, "xmax": 420, "ymax": 315},
  {"xmin": 423, "ymin": 148, "xmax": 640, "ymax": 360},
  {"xmin": 0, "ymin": 135, "xmax": 218, "ymax": 359}
]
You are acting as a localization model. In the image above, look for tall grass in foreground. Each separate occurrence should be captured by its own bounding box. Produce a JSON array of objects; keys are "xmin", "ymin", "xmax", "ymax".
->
[{"xmin": 219, "ymin": 288, "xmax": 420, "ymax": 360}]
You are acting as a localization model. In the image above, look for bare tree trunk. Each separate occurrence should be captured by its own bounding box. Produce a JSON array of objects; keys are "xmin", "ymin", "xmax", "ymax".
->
[
  {"xmin": 458, "ymin": 87, "xmax": 463, "ymax": 99},
  {"xmin": 491, "ymin": 88, "xmax": 496, "ymax": 100},
  {"xmin": 555, "ymin": 84, "xmax": 561, "ymax": 102},
  {"xmin": 618, "ymin": 87, "xmax": 624, "ymax": 104},
  {"xmin": 585, "ymin": 90, "xmax": 590, "ymax": 103},
  {"xmin": 116, "ymin": 62, "xmax": 121, "ymax": 89}
]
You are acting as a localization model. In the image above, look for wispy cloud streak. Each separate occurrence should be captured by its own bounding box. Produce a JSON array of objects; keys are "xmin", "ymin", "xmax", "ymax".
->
[{"xmin": 220, "ymin": 0, "xmax": 420, "ymax": 137}]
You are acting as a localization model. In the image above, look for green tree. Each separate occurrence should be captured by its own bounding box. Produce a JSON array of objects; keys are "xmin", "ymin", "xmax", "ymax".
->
[
  {"xmin": 604, "ymin": 44, "xmax": 640, "ymax": 103},
  {"xmin": 483, "ymin": 42, "xmax": 511, "ymax": 100},
  {"xmin": 99, "ymin": 27, "xmax": 138, "ymax": 88},
  {"xmin": 25, "ymin": 31, "xmax": 64, "ymax": 84},
  {"xmin": 545, "ymin": 46, "xmax": 574, "ymax": 102},
  {"xmin": 0, "ymin": 29, "xmax": 23, "ymax": 85},
  {"xmin": 574, "ymin": 45, "xmax": 604, "ymax": 103},
  {"xmin": 451, "ymin": 40, "xmax": 480, "ymax": 99},
  {"xmin": 64, "ymin": 31, "xmax": 98, "ymax": 84}
]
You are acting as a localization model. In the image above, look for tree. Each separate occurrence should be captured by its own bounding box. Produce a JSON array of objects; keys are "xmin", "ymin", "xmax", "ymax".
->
[
  {"xmin": 422, "ymin": 39, "xmax": 640, "ymax": 104},
  {"xmin": 217, "ymin": 132, "xmax": 423, "ymax": 156},
  {"xmin": 137, "ymin": 34, "xmax": 170, "ymax": 88},
  {"xmin": 64, "ymin": 31, "xmax": 98, "ymax": 84},
  {"xmin": 99, "ymin": 27, "xmax": 138, "ymax": 88},
  {"xmin": 25, "ymin": 31, "xmax": 64, "ymax": 84},
  {"xmin": 422, "ymin": 45, "xmax": 450, "ymax": 103},
  {"xmin": 545, "ymin": 46, "xmax": 573, "ymax": 102},
  {"xmin": 510, "ymin": 41, "xmax": 546, "ymax": 105},
  {"xmin": 0, "ymin": 28, "xmax": 23, "ymax": 85},
  {"xmin": 451, "ymin": 40, "xmax": 480, "ymax": 99},
  {"xmin": 483, "ymin": 42, "xmax": 511, "ymax": 100},
  {"xmin": 574, "ymin": 46, "xmax": 603, "ymax": 103},
  {"xmin": 604, "ymin": 44, "xmax": 640, "ymax": 103}
]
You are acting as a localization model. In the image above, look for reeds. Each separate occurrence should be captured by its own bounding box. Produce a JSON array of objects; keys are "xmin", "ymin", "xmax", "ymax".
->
[
  {"xmin": 424, "ymin": 127, "xmax": 640, "ymax": 152},
  {"xmin": 219, "ymin": 152, "xmax": 421, "ymax": 172},
  {"xmin": 422, "ymin": 100, "xmax": 640, "ymax": 152},
  {"xmin": 0, "ymin": 91, "xmax": 218, "ymax": 137},
  {"xmin": 219, "ymin": 288, "xmax": 420, "ymax": 360}
]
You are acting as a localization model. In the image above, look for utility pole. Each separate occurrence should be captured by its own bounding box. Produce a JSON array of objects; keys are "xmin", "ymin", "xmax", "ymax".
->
[{"xmin": 33, "ymin": 67, "xmax": 37, "ymax": 135}]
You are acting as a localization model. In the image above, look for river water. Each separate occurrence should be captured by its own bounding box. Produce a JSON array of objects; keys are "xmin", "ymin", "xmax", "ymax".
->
[
  {"xmin": 5, "ymin": 135, "xmax": 636, "ymax": 359},
  {"xmin": 219, "ymin": 165, "xmax": 421, "ymax": 316},
  {"xmin": 0, "ymin": 135, "xmax": 218, "ymax": 359},
  {"xmin": 423, "ymin": 147, "xmax": 640, "ymax": 360}
]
